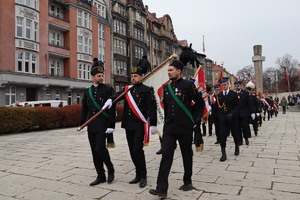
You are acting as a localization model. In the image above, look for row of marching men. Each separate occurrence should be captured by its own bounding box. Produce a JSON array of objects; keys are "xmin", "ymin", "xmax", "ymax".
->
[{"xmin": 200, "ymin": 77, "xmax": 279, "ymax": 162}]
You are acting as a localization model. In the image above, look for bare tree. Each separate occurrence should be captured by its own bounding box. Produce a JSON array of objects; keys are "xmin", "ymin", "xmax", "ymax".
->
[
  {"xmin": 263, "ymin": 67, "xmax": 277, "ymax": 93},
  {"xmin": 236, "ymin": 65, "xmax": 254, "ymax": 83},
  {"xmin": 276, "ymin": 54, "xmax": 300, "ymax": 92}
]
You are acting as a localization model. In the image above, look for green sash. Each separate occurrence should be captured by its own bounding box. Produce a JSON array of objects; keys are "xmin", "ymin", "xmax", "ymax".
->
[
  {"xmin": 167, "ymin": 83, "xmax": 195, "ymax": 124},
  {"xmin": 88, "ymin": 87, "xmax": 108, "ymax": 118}
]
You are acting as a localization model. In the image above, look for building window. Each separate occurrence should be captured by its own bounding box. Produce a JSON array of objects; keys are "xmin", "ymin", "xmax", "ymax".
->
[
  {"xmin": 113, "ymin": 19, "xmax": 126, "ymax": 36},
  {"xmin": 154, "ymin": 38, "xmax": 160, "ymax": 50},
  {"xmin": 77, "ymin": 10, "xmax": 91, "ymax": 29},
  {"xmin": 134, "ymin": 46, "xmax": 144, "ymax": 59},
  {"xmin": 55, "ymin": 89, "xmax": 60, "ymax": 100},
  {"xmin": 119, "ymin": 4, "xmax": 125, "ymax": 16},
  {"xmin": 49, "ymin": 30, "xmax": 63, "ymax": 46},
  {"xmin": 16, "ymin": 51, "xmax": 38, "ymax": 74},
  {"xmin": 5, "ymin": 86, "xmax": 16, "ymax": 106},
  {"xmin": 135, "ymin": 11, "xmax": 141, "ymax": 22},
  {"xmin": 15, "ymin": 16, "xmax": 39, "ymax": 42},
  {"xmin": 134, "ymin": 27, "xmax": 144, "ymax": 41},
  {"xmin": 49, "ymin": 4, "xmax": 63, "ymax": 19},
  {"xmin": 49, "ymin": 58, "xmax": 63, "ymax": 76},
  {"xmin": 98, "ymin": 23, "xmax": 105, "ymax": 61},
  {"xmin": 15, "ymin": 0, "xmax": 39, "ymax": 10},
  {"xmin": 113, "ymin": 60, "xmax": 127, "ymax": 76},
  {"xmin": 94, "ymin": 0, "xmax": 106, "ymax": 18},
  {"xmin": 78, "ymin": 63, "xmax": 91, "ymax": 80},
  {"xmin": 68, "ymin": 92, "xmax": 72, "ymax": 105},
  {"xmin": 113, "ymin": 39, "xmax": 126, "ymax": 56},
  {"xmin": 76, "ymin": 94, "xmax": 81, "ymax": 104},
  {"xmin": 77, "ymin": 36, "xmax": 91, "ymax": 55}
]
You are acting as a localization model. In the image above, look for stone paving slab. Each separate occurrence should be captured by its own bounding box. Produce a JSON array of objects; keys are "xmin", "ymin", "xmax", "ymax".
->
[{"xmin": 0, "ymin": 112, "xmax": 299, "ymax": 199}]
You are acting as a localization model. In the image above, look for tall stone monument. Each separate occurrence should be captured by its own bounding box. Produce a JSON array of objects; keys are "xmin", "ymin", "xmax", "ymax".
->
[{"xmin": 252, "ymin": 45, "xmax": 265, "ymax": 93}]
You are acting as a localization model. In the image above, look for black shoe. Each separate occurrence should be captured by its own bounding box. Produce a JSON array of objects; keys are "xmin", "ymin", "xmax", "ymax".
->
[
  {"xmin": 90, "ymin": 177, "xmax": 106, "ymax": 186},
  {"xmin": 149, "ymin": 189, "xmax": 167, "ymax": 197},
  {"xmin": 239, "ymin": 142, "xmax": 243, "ymax": 146},
  {"xmin": 234, "ymin": 146, "xmax": 239, "ymax": 155},
  {"xmin": 245, "ymin": 138, "xmax": 249, "ymax": 145},
  {"xmin": 202, "ymin": 134, "xmax": 206, "ymax": 136},
  {"xmin": 209, "ymin": 134, "xmax": 212, "ymax": 136},
  {"xmin": 107, "ymin": 173, "xmax": 114, "ymax": 184},
  {"xmin": 139, "ymin": 178, "xmax": 147, "ymax": 188},
  {"xmin": 179, "ymin": 184, "xmax": 193, "ymax": 191},
  {"xmin": 156, "ymin": 148, "xmax": 163, "ymax": 155},
  {"xmin": 129, "ymin": 177, "xmax": 140, "ymax": 184},
  {"xmin": 215, "ymin": 141, "xmax": 220, "ymax": 144}
]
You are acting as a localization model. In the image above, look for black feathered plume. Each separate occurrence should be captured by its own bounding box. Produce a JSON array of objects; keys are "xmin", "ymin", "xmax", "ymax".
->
[
  {"xmin": 179, "ymin": 43, "xmax": 200, "ymax": 68},
  {"xmin": 137, "ymin": 55, "xmax": 151, "ymax": 74}
]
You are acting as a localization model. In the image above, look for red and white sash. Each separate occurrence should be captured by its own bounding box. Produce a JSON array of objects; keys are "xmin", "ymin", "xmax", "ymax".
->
[
  {"xmin": 262, "ymin": 98, "xmax": 271, "ymax": 109},
  {"xmin": 125, "ymin": 85, "xmax": 150, "ymax": 146}
]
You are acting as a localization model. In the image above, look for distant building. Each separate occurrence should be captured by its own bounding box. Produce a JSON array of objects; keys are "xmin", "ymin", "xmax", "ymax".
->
[
  {"xmin": 212, "ymin": 62, "xmax": 237, "ymax": 86},
  {"xmin": 0, "ymin": 0, "xmax": 112, "ymax": 106}
]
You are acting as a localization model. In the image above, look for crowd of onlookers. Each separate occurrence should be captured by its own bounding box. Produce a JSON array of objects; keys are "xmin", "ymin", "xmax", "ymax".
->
[{"xmin": 286, "ymin": 93, "xmax": 300, "ymax": 106}]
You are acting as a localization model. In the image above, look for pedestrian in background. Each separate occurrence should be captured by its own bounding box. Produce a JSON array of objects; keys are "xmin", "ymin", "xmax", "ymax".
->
[{"xmin": 280, "ymin": 96, "xmax": 288, "ymax": 114}]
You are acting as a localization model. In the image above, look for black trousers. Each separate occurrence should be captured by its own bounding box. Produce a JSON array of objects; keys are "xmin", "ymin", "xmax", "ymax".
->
[
  {"xmin": 217, "ymin": 116, "xmax": 240, "ymax": 148},
  {"xmin": 88, "ymin": 131, "xmax": 114, "ymax": 178},
  {"xmin": 156, "ymin": 132, "xmax": 193, "ymax": 192},
  {"xmin": 214, "ymin": 117, "xmax": 220, "ymax": 141},
  {"xmin": 237, "ymin": 116, "xmax": 251, "ymax": 140},
  {"xmin": 125, "ymin": 129, "xmax": 147, "ymax": 179}
]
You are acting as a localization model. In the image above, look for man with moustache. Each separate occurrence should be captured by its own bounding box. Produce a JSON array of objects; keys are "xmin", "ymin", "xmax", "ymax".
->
[
  {"xmin": 149, "ymin": 60, "xmax": 204, "ymax": 197},
  {"xmin": 80, "ymin": 58, "xmax": 116, "ymax": 186}
]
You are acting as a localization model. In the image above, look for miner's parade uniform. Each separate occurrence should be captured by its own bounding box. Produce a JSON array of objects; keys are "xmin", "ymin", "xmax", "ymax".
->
[
  {"xmin": 109, "ymin": 66, "xmax": 157, "ymax": 188},
  {"xmin": 216, "ymin": 77, "xmax": 239, "ymax": 161},
  {"xmin": 80, "ymin": 58, "xmax": 116, "ymax": 186},
  {"xmin": 150, "ymin": 60, "xmax": 204, "ymax": 197},
  {"xmin": 211, "ymin": 84, "xmax": 221, "ymax": 144}
]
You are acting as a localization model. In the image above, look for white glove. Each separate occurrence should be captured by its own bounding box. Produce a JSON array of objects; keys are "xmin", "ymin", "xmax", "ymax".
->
[
  {"xmin": 102, "ymin": 99, "xmax": 112, "ymax": 110},
  {"xmin": 105, "ymin": 128, "xmax": 114, "ymax": 134},
  {"xmin": 150, "ymin": 126, "xmax": 157, "ymax": 135},
  {"xmin": 251, "ymin": 113, "xmax": 255, "ymax": 120},
  {"xmin": 256, "ymin": 113, "xmax": 260, "ymax": 117}
]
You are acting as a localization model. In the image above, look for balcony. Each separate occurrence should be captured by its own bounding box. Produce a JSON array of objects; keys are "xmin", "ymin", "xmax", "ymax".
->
[
  {"xmin": 48, "ymin": 44, "xmax": 70, "ymax": 58},
  {"xmin": 49, "ymin": 16, "xmax": 70, "ymax": 32}
]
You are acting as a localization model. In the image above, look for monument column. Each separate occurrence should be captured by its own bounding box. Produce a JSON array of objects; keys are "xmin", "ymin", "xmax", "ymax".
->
[{"xmin": 252, "ymin": 45, "xmax": 265, "ymax": 93}]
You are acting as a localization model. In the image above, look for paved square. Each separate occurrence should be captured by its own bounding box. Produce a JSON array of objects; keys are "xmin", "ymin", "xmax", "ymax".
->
[{"xmin": 0, "ymin": 112, "xmax": 299, "ymax": 199}]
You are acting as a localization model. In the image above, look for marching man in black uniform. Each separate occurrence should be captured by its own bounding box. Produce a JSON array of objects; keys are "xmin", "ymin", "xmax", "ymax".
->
[
  {"xmin": 104, "ymin": 66, "xmax": 157, "ymax": 188},
  {"xmin": 245, "ymin": 81, "xmax": 260, "ymax": 136},
  {"xmin": 234, "ymin": 81, "xmax": 253, "ymax": 145},
  {"xmin": 80, "ymin": 58, "xmax": 116, "ymax": 186},
  {"xmin": 216, "ymin": 77, "xmax": 239, "ymax": 161},
  {"xmin": 149, "ymin": 60, "xmax": 204, "ymax": 197}
]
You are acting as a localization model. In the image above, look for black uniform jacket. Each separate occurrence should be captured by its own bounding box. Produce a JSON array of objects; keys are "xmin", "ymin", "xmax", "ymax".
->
[
  {"xmin": 250, "ymin": 94, "xmax": 260, "ymax": 113},
  {"xmin": 236, "ymin": 89, "xmax": 253, "ymax": 117},
  {"xmin": 216, "ymin": 90, "xmax": 238, "ymax": 118},
  {"xmin": 111, "ymin": 83, "xmax": 157, "ymax": 131},
  {"xmin": 80, "ymin": 84, "xmax": 116, "ymax": 133},
  {"xmin": 162, "ymin": 78, "xmax": 204, "ymax": 135}
]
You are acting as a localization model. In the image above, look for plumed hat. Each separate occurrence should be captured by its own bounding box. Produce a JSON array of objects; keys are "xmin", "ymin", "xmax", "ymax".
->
[
  {"xmin": 169, "ymin": 59, "xmax": 185, "ymax": 70},
  {"xmin": 246, "ymin": 81, "xmax": 255, "ymax": 89},
  {"xmin": 91, "ymin": 58, "xmax": 104, "ymax": 76}
]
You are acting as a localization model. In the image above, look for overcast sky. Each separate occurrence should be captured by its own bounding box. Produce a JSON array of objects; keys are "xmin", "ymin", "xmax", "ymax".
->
[{"xmin": 143, "ymin": 0, "xmax": 300, "ymax": 75}]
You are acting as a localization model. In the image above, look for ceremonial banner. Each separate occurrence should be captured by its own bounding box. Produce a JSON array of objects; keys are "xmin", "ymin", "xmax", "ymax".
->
[
  {"xmin": 194, "ymin": 66, "xmax": 210, "ymax": 119},
  {"xmin": 142, "ymin": 54, "xmax": 176, "ymax": 133}
]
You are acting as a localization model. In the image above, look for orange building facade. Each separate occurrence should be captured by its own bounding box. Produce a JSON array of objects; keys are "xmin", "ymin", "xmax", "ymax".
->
[{"xmin": 0, "ymin": 0, "xmax": 111, "ymax": 106}]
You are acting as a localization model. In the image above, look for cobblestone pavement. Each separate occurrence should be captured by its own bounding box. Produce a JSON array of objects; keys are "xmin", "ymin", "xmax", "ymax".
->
[{"xmin": 0, "ymin": 112, "xmax": 299, "ymax": 200}]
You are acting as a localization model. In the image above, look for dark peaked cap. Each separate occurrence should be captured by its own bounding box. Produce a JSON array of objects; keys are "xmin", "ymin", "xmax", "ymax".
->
[
  {"xmin": 91, "ymin": 58, "xmax": 104, "ymax": 76},
  {"xmin": 169, "ymin": 59, "xmax": 185, "ymax": 70}
]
